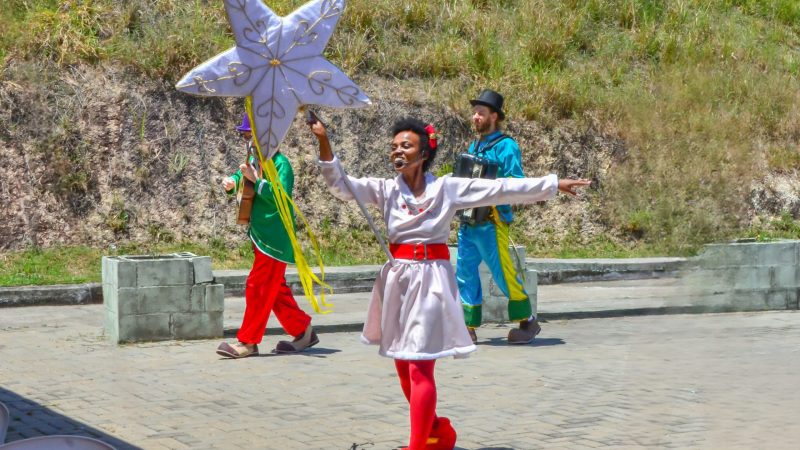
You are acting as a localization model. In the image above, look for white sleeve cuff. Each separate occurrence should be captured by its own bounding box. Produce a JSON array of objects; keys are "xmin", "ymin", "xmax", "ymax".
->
[{"xmin": 316, "ymin": 155, "xmax": 339, "ymax": 167}]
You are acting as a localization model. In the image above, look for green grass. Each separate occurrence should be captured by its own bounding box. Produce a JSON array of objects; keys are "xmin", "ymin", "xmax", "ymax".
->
[
  {"xmin": 0, "ymin": 246, "xmax": 102, "ymax": 286},
  {"xmin": 0, "ymin": 234, "xmax": 386, "ymax": 287},
  {"xmin": 745, "ymin": 211, "xmax": 800, "ymax": 241},
  {"xmin": 2, "ymin": 0, "xmax": 799, "ymax": 259},
  {"xmin": 0, "ymin": 242, "xmax": 253, "ymax": 287},
  {"xmin": 0, "ymin": 239, "xmax": 650, "ymax": 287},
  {"xmin": 4, "ymin": 207, "xmax": 800, "ymax": 286}
]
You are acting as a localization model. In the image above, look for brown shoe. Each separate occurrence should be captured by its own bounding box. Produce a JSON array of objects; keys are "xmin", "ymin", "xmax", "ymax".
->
[
  {"xmin": 216, "ymin": 341, "xmax": 259, "ymax": 358},
  {"xmin": 274, "ymin": 326, "xmax": 319, "ymax": 353},
  {"xmin": 467, "ymin": 327, "xmax": 477, "ymax": 344},
  {"xmin": 507, "ymin": 317, "xmax": 541, "ymax": 345}
]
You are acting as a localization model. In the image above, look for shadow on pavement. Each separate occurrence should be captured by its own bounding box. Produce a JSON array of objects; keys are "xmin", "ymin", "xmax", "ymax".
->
[
  {"xmin": 260, "ymin": 347, "xmax": 342, "ymax": 358},
  {"xmin": 531, "ymin": 337, "xmax": 566, "ymax": 347},
  {"xmin": 0, "ymin": 388, "xmax": 139, "ymax": 449},
  {"xmin": 480, "ymin": 337, "xmax": 565, "ymax": 347},
  {"xmin": 215, "ymin": 347, "xmax": 342, "ymax": 361}
]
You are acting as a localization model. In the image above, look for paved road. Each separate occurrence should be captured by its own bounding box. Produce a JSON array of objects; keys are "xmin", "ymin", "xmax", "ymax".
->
[
  {"xmin": 218, "ymin": 278, "xmax": 691, "ymax": 333},
  {"xmin": 1, "ymin": 296, "xmax": 798, "ymax": 449}
]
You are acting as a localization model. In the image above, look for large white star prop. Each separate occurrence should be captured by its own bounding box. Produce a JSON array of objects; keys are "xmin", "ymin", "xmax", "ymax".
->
[{"xmin": 176, "ymin": 0, "xmax": 370, "ymax": 159}]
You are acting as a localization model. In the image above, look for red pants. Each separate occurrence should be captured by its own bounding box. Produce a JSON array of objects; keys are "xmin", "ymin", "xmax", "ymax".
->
[{"xmin": 237, "ymin": 248, "xmax": 311, "ymax": 344}]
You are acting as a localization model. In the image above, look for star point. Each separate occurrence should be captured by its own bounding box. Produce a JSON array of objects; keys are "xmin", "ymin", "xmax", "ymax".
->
[{"xmin": 176, "ymin": 0, "xmax": 370, "ymax": 158}]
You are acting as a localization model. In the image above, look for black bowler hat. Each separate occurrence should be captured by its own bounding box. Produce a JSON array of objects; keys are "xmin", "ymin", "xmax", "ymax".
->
[{"xmin": 470, "ymin": 89, "xmax": 505, "ymax": 120}]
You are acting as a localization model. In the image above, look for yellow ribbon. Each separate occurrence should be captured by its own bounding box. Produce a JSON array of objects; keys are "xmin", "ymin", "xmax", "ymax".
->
[{"xmin": 244, "ymin": 97, "xmax": 333, "ymax": 314}]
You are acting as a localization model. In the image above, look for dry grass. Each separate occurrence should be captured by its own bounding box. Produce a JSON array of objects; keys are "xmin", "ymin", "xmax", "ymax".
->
[{"xmin": 3, "ymin": 0, "xmax": 800, "ymax": 255}]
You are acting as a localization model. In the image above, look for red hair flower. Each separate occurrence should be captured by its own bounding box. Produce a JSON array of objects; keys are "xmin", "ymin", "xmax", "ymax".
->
[{"xmin": 424, "ymin": 124, "xmax": 438, "ymax": 150}]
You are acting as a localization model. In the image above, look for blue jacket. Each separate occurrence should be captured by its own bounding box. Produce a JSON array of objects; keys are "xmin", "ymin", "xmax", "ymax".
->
[{"xmin": 467, "ymin": 130, "xmax": 525, "ymax": 223}]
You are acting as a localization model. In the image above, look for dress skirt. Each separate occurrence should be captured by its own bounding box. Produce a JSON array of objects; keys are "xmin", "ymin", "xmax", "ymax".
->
[{"xmin": 360, "ymin": 258, "xmax": 477, "ymax": 360}]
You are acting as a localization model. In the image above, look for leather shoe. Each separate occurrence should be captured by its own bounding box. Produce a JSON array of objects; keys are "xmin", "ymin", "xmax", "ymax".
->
[
  {"xmin": 216, "ymin": 341, "xmax": 258, "ymax": 358},
  {"xmin": 507, "ymin": 317, "xmax": 541, "ymax": 345},
  {"xmin": 275, "ymin": 326, "xmax": 319, "ymax": 353}
]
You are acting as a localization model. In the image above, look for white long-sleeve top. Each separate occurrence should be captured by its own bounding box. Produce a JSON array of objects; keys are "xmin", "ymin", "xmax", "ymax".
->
[
  {"xmin": 317, "ymin": 155, "xmax": 559, "ymax": 360},
  {"xmin": 318, "ymin": 156, "xmax": 558, "ymax": 244}
]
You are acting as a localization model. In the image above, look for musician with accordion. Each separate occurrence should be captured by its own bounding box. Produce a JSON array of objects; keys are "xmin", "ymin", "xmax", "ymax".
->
[{"xmin": 455, "ymin": 89, "xmax": 542, "ymax": 345}]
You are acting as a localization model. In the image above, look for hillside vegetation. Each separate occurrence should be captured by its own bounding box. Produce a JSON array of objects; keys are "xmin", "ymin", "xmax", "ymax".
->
[{"xmin": 2, "ymin": 0, "xmax": 800, "ymax": 272}]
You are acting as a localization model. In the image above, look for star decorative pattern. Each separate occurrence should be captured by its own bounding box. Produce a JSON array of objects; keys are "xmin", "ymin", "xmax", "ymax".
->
[{"xmin": 176, "ymin": 0, "xmax": 370, "ymax": 158}]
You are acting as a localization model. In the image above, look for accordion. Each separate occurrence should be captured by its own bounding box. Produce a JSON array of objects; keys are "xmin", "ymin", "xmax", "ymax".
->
[{"xmin": 454, "ymin": 153, "xmax": 499, "ymax": 224}]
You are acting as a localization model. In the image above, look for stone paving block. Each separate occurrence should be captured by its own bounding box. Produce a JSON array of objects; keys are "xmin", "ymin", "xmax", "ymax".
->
[
  {"xmin": 189, "ymin": 285, "xmax": 205, "ymax": 312},
  {"xmin": 754, "ymin": 241, "xmax": 799, "ymax": 266},
  {"xmin": 135, "ymin": 257, "xmax": 194, "ymax": 287},
  {"xmin": 104, "ymin": 311, "xmax": 119, "ymax": 342},
  {"xmin": 699, "ymin": 240, "xmax": 800, "ymax": 268},
  {"xmin": 732, "ymin": 266, "xmax": 772, "ymax": 291},
  {"xmin": 101, "ymin": 283, "xmax": 117, "ymax": 313},
  {"xmin": 204, "ymin": 284, "xmax": 224, "ymax": 312},
  {"xmin": 790, "ymin": 289, "xmax": 800, "ymax": 310},
  {"xmin": 136, "ymin": 286, "xmax": 193, "ymax": 314},
  {"xmin": 771, "ymin": 265, "xmax": 799, "ymax": 289},
  {"xmin": 101, "ymin": 257, "xmax": 137, "ymax": 289},
  {"xmin": 170, "ymin": 312, "xmax": 223, "ymax": 340},
  {"xmin": 108, "ymin": 287, "xmax": 138, "ymax": 315},
  {"xmin": 726, "ymin": 289, "xmax": 769, "ymax": 310},
  {"xmin": 118, "ymin": 313, "xmax": 171, "ymax": 342},
  {"xmin": 190, "ymin": 256, "xmax": 214, "ymax": 284},
  {"xmin": 697, "ymin": 243, "xmax": 738, "ymax": 267},
  {"xmin": 765, "ymin": 290, "xmax": 792, "ymax": 310}
]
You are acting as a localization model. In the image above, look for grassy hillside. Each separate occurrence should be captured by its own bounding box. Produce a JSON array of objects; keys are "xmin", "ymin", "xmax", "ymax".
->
[{"xmin": 2, "ymin": 0, "xmax": 800, "ymax": 257}]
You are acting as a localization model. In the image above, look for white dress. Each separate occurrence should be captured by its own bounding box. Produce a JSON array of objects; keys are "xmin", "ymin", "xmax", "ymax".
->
[{"xmin": 318, "ymin": 156, "xmax": 558, "ymax": 360}]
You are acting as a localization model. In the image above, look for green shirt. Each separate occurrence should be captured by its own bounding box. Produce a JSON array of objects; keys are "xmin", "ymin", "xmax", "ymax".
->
[{"xmin": 228, "ymin": 152, "xmax": 296, "ymax": 263}]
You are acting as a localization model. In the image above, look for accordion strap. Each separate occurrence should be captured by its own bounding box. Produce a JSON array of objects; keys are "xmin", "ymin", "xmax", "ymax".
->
[{"xmin": 473, "ymin": 133, "xmax": 510, "ymax": 157}]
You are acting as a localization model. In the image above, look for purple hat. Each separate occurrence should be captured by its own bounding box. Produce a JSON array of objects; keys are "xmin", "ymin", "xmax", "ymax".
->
[{"xmin": 236, "ymin": 113, "xmax": 251, "ymax": 132}]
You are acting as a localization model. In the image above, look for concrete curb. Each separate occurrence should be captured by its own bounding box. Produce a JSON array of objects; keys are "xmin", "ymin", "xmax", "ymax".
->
[
  {"xmin": 0, "ymin": 283, "xmax": 102, "ymax": 307},
  {"xmin": 529, "ymin": 257, "xmax": 686, "ymax": 284},
  {"xmin": 216, "ymin": 257, "xmax": 689, "ymax": 296}
]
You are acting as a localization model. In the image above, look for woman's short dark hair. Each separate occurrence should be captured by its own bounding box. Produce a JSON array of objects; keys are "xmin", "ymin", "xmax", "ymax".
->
[{"xmin": 391, "ymin": 118, "xmax": 437, "ymax": 173}]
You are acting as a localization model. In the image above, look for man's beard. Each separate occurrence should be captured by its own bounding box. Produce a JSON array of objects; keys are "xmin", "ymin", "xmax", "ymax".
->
[{"xmin": 474, "ymin": 120, "xmax": 491, "ymax": 134}]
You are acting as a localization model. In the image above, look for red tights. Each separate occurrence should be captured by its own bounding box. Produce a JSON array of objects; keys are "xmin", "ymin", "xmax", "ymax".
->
[{"xmin": 394, "ymin": 359, "xmax": 437, "ymax": 450}]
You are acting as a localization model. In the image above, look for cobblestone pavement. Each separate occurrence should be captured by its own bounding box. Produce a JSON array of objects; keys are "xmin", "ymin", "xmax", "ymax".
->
[{"xmin": 1, "ymin": 303, "xmax": 798, "ymax": 450}]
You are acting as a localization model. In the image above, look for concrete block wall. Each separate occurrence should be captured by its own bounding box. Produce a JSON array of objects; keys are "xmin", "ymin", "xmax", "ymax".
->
[
  {"xmin": 682, "ymin": 240, "xmax": 800, "ymax": 312},
  {"xmin": 450, "ymin": 246, "xmax": 538, "ymax": 323},
  {"xmin": 102, "ymin": 253, "xmax": 224, "ymax": 343}
]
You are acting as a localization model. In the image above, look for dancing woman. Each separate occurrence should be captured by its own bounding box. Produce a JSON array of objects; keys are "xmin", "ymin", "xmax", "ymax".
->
[{"xmin": 309, "ymin": 117, "xmax": 590, "ymax": 449}]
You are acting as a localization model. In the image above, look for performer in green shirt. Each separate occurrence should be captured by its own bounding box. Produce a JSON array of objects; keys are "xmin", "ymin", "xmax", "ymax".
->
[{"xmin": 216, "ymin": 113, "xmax": 318, "ymax": 358}]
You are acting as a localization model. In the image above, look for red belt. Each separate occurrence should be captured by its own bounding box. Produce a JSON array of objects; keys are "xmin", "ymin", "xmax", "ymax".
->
[{"xmin": 390, "ymin": 243, "xmax": 450, "ymax": 261}]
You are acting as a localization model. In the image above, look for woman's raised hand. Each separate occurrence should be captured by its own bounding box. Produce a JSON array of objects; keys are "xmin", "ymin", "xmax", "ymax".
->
[{"xmin": 305, "ymin": 110, "xmax": 333, "ymax": 161}]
